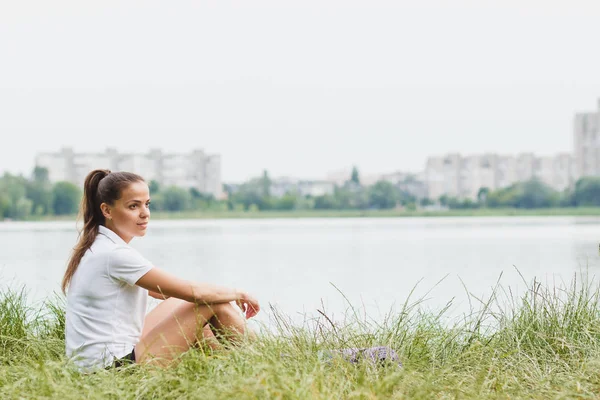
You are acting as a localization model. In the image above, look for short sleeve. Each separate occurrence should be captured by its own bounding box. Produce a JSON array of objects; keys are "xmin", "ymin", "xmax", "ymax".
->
[{"xmin": 108, "ymin": 246, "xmax": 153, "ymax": 286}]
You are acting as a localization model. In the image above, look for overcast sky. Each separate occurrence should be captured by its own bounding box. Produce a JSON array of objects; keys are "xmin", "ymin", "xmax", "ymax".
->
[{"xmin": 1, "ymin": 0, "xmax": 599, "ymax": 183}]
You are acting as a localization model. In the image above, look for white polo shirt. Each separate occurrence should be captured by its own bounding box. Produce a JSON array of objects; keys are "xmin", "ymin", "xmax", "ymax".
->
[{"xmin": 65, "ymin": 225, "xmax": 153, "ymax": 371}]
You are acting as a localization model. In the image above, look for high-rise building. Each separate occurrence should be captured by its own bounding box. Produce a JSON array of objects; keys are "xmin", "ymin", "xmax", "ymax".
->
[
  {"xmin": 34, "ymin": 147, "xmax": 223, "ymax": 199},
  {"xmin": 574, "ymin": 99, "xmax": 600, "ymax": 179}
]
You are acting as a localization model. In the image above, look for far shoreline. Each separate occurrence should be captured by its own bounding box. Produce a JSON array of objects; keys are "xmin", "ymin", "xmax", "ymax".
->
[{"xmin": 6, "ymin": 207, "xmax": 600, "ymax": 223}]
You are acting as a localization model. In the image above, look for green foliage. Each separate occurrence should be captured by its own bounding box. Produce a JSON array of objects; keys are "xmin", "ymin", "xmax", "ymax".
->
[
  {"xmin": 337, "ymin": 184, "xmax": 369, "ymax": 210},
  {"xmin": 396, "ymin": 189, "xmax": 416, "ymax": 206},
  {"xmin": 161, "ymin": 186, "xmax": 192, "ymax": 212},
  {"xmin": 448, "ymin": 197, "xmax": 478, "ymax": 209},
  {"xmin": 516, "ymin": 179, "xmax": 560, "ymax": 208},
  {"xmin": 189, "ymin": 188, "xmax": 216, "ymax": 210},
  {"xmin": 52, "ymin": 182, "xmax": 81, "ymax": 215},
  {"xmin": 433, "ymin": 179, "xmax": 571, "ymax": 210},
  {"xmin": 0, "ymin": 167, "xmax": 78, "ymax": 219},
  {"xmin": 573, "ymin": 177, "xmax": 600, "ymax": 206},
  {"xmin": 273, "ymin": 193, "xmax": 297, "ymax": 211},
  {"xmin": 0, "ymin": 173, "xmax": 30, "ymax": 218},
  {"xmin": 32, "ymin": 166, "xmax": 49, "ymax": 183},
  {"xmin": 261, "ymin": 170, "xmax": 271, "ymax": 198},
  {"xmin": 13, "ymin": 197, "xmax": 34, "ymax": 219},
  {"xmin": 368, "ymin": 180, "xmax": 397, "ymax": 209},
  {"xmin": 189, "ymin": 187, "xmax": 201, "ymax": 199},
  {"xmin": 438, "ymin": 194, "xmax": 449, "ymax": 207},
  {"xmin": 229, "ymin": 178, "xmax": 271, "ymax": 211},
  {"xmin": 231, "ymin": 203, "xmax": 245, "ymax": 212},
  {"xmin": 148, "ymin": 180, "xmax": 160, "ymax": 195},
  {"xmin": 350, "ymin": 166, "xmax": 360, "ymax": 185},
  {"xmin": 314, "ymin": 195, "xmax": 336, "ymax": 210},
  {"xmin": 477, "ymin": 187, "xmax": 489, "ymax": 204},
  {"xmin": 332, "ymin": 186, "xmax": 353, "ymax": 209},
  {"xmin": 0, "ymin": 193, "xmax": 10, "ymax": 217},
  {"xmin": 27, "ymin": 186, "xmax": 53, "ymax": 216},
  {"xmin": 419, "ymin": 198, "xmax": 434, "ymax": 207},
  {"xmin": 26, "ymin": 167, "xmax": 54, "ymax": 216},
  {"xmin": 148, "ymin": 192, "xmax": 165, "ymax": 211},
  {"xmin": 294, "ymin": 195, "xmax": 315, "ymax": 210},
  {"xmin": 472, "ymin": 179, "xmax": 561, "ymax": 209}
]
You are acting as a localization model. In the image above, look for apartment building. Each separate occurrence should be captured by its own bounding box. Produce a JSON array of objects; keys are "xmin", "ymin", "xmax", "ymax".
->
[
  {"xmin": 459, "ymin": 154, "xmax": 497, "ymax": 200},
  {"xmin": 425, "ymin": 153, "xmax": 462, "ymax": 200},
  {"xmin": 496, "ymin": 155, "xmax": 518, "ymax": 189},
  {"xmin": 425, "ymin": 152, "xmax": 575, "ymax": 200},
  {"xmin": 35, "ymin": 147, "xmax": 223, "ymax": 199},
  {"xmin": 535, "ymin": 153, "xmax": 575, "ymax": 191}
]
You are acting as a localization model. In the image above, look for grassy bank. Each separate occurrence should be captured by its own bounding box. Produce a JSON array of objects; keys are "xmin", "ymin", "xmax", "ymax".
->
[
  {"xmin": 22, "ymin": 207, "xmax": 600, "ymax": 222},
  {"xmin": 2, "ymin": 276, "xmax": 600, "ymax": 399},
  {"xmin": 151, "ymin": 207, "xmax": 600, "ymax": 219}
]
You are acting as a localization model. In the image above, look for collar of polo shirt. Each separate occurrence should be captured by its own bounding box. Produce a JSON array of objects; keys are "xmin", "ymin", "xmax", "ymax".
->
[{"xmin": 98, "ymin": 225, "xmax": 127, "ymax": 245}]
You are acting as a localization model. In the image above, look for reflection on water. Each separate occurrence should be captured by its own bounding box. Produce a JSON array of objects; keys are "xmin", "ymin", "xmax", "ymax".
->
[{"xmin": 1, "ymin": 216, "xmax": 599, "ymax": 327}]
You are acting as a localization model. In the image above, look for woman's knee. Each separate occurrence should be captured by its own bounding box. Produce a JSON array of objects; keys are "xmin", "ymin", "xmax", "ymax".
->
[{"xmin": 210, "ymin": 302, "xmax": 242, "ymax": 319}]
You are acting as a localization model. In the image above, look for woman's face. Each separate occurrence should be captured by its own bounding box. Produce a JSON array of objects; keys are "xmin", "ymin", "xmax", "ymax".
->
[{"xmin": 101, "ymin": 181, "xmax": 151, "ymax": 243}]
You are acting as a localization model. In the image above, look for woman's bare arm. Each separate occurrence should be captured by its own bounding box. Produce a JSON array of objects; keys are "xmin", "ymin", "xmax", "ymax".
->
[
  {"xmin": 136, "ymin": 267, "xmax": 260, "ymax": 317},
  {"xmin": 148, "ymin": 290, "xmax": 169, "ymax": 300}
]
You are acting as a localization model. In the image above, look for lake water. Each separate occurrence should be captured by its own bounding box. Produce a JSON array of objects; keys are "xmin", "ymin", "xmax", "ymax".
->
[{"xmin": 1, "ymin": 217, "xmax": 600, "ymax": 329}]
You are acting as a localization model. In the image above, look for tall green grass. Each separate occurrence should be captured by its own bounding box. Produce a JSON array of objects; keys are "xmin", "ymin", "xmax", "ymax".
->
[{"xmin": 2, "ymin": 274, "xmax": 600, "ymax": 399}]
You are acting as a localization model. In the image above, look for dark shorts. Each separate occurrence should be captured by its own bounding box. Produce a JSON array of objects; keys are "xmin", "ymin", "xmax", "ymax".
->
[{"xmin": 108, "ymin": 348, "xmax": 136, "ymax": 369}]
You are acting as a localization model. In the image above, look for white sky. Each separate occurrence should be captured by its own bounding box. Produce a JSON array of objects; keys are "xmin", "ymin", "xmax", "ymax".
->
[{"xmin": 1, "ymin": 0, "xmax": 600, "ymax": 183}]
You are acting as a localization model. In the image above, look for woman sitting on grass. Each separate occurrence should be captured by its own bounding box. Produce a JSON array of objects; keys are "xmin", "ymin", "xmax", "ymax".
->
[{"xmin": 62, "ymin": 169, "xmax": 260, "ymax": 371}]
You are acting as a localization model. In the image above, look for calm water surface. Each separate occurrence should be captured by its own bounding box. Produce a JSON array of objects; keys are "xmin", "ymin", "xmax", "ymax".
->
[{"xmin": 1, "ymin": 217, "xmax": 599, "ymax": 327}]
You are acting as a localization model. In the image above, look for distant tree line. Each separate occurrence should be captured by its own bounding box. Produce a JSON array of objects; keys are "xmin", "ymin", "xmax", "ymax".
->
[
  {"xmin": 4, "ymin": 166, "xmax": 600, "ymax": 220},
  {"xmin": 0, "ymin": 167, "xmax": 227, "ymax": 220},
  {"xmin": 0, "ymin": 167, "xmax": 81, "ymax": 220},
  {"xmin": 224, "ymin": 167, "xmax": 418, "ymax": 212},
  {"xmin": 437, "ymin": 177, "xmax": 600, "ymax": 210}
]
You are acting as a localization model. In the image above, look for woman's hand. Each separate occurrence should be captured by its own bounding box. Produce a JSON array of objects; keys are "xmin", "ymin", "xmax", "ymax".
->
[{"xmin": 236, "ymin": 291, "xmax": 260, "ymax": 319}]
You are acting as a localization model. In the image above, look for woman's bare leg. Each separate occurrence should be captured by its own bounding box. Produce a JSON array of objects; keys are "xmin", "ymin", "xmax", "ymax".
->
[
  {"xmin": 136, "ymin": 298, "xmax": 249, "ymax": 365},
  {"xmin": 142, "ymin": 298, "xmax": 220, "ymax": 350}
]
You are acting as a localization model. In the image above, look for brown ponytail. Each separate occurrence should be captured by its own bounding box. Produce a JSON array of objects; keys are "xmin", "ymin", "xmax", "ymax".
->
[{"xmin": 62, "ymin": 169, "xmax": 145, "ymax": 293}]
